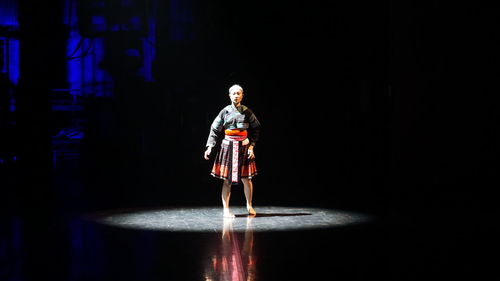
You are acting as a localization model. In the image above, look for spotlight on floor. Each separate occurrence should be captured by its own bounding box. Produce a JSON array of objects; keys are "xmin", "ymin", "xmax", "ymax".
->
[{"xmin": 84, "ymin": 206, "xmax": 374, "ymax": 232}]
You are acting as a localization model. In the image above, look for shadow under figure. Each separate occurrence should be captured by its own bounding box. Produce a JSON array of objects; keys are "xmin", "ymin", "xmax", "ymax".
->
[{"xmin": 204, "ymin": 84, "xmax": 261, "ymax": 218}]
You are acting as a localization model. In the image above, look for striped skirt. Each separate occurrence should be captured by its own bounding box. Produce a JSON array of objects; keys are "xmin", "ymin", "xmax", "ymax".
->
[{"xmin": 211, "ymin": 136, "xmax": 257, "ymax": 185}]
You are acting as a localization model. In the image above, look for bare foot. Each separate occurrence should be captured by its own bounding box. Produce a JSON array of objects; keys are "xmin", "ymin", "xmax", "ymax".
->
[
  {"xmin": 223, "ymin": 208, "xmax": 235, "ymax": 218},
  {"xmin": 247, "ymin": 205, "xmax": 256, "ymax": 216}
]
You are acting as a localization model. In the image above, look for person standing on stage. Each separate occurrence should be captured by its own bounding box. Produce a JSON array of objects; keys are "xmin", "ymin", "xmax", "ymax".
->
[{"xmin": 204, "ymin": 84, "xmax": 261, "ymax": 217}]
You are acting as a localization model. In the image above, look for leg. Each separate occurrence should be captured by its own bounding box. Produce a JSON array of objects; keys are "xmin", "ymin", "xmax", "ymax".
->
[
  {"xmin": 221, "ymin": 180, "xmax": 235, "ymax": 218},
  {"xmin": 242, "ymin": 178, "xmax": 256, "ymax": 215}
]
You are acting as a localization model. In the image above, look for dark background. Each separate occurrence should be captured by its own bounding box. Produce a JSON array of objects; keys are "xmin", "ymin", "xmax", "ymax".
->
[
  {"xmin": 1, "ymin": 0, "xmax": 500, "ymax": 280},
  {"xmin": 78, "ymin": 1, "xmax": 499, "ymax": 217},
  {"xmin": 2, "ymin": 0, "xmax": 497, "ymax": 212}
]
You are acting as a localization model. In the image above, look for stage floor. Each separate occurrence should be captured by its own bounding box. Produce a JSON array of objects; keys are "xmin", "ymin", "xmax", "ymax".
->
[
  {"xmin": 3, "ymin": 204, "xmax": 490, "ymax": 281},
  {"xmin": 68, "ymin": 206, "xmax": 381, "ymax": 281},
  {"xmin": 84, "ymin": 206, "xmax": 374, "ymax": 232}
]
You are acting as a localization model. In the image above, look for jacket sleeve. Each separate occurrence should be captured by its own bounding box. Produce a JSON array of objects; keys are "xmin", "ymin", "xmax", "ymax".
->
[
  {"xmin": 206, "ymin": 109, "xmax": 225, "ymax": 147},
  {"xmin": 247, "ymin": 111, "xmax": 261, "ymax": 147}
]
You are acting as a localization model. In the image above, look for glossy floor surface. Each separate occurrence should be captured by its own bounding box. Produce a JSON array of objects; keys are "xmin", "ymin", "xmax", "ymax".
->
[
  {"xmin": 2, "ymin": 204, "xmax": 495, "ymax": 281},
  {"xmin": 85, "ymin": 206, "xmax": 374, "ymax": 232},
  {"xmin": 77, "ymin": 206, "xmax": 381, "ymax": 281}
]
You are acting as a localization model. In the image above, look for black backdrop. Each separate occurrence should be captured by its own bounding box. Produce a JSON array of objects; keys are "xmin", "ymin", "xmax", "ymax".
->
[
  {"xmin": 5, "ymin": 0, "xmax": 500, "ymax": 221},
  {"xmin": 78, "ymin": 1, "xmax": 391, "ymax": 212},
  {"xmin": 86, "ymin": 1, "xmax": 500, "ymax": 219}
]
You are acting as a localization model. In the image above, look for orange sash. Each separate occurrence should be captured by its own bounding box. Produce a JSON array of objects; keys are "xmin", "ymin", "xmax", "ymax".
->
[{"xmin": 224, "ymin": 129, "xmax": 248, "ymax": 137}]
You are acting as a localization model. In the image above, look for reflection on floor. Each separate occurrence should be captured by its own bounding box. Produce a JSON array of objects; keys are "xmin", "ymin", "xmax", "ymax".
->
[
  {"xmin": 204, "ymin": 218, "xmax": 256, "ymax": 281},
  {"xmin": 70, "ymin": 206, "xmax": 379, "ymax": 281},
  {"xmin": 3, "ymin": 205, "xmax": 490, "ymax": 281}
]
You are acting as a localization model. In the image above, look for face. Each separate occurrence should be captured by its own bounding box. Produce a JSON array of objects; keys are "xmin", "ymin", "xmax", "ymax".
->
[{"xmin": 229, "ymin": 89, "xmax": 244, "ymax": 104}]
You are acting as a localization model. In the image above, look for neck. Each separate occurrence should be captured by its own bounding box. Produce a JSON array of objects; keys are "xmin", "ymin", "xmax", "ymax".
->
[{"xmin": 232, "ymin": 102, "xmax": 241, "ymax": 107}]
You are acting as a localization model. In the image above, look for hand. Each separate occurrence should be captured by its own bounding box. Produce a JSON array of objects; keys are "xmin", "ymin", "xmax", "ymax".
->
[
  {"xmin": 204, "ymin": 146, "xmax": 212, "ymax": 160},
  {"xmin": 247, "ymin": 148, "xmax": 255, "ymax": 159}
]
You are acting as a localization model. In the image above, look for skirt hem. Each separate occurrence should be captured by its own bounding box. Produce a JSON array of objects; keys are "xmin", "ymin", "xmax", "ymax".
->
[{"xmin": 210, "ymin": 173, "xmax": 258, "ymax": 182}]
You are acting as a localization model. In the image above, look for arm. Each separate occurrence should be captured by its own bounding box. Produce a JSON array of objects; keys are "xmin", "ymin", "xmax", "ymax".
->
[
  {"xmin": 247, "ymin": 110, "xmax": 260, "ymax": 159},
  {"xmin": 205, "ymin": 109, "xmax": 225, "ymax": 160},
  {"xmin": 247, "ymin": 111, "xmax": 261, "ymax": 148}
]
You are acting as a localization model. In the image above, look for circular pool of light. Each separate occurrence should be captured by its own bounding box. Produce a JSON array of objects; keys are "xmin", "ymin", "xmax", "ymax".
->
[{"xmin": 84, "ymin": 206, "xmax": 374, "ymax": 232}]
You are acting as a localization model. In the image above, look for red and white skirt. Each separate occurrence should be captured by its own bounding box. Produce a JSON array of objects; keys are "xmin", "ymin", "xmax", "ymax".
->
[{"xmin": 211, "ymin": 135, "xmax": 257, "ymax": 185}]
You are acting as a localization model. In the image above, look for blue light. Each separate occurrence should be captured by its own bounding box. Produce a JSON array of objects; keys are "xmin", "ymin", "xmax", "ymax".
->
[
  {"xmin": 7, "ymin": 38, "xmax": 20, "ymax": 84},
  {"xmin": 0, "ymin": 0, "xmax": 20, "ymax": 84},
  {"xmin": 0, "ymin": 0, "xmax": 18, "ymax": 26}
]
